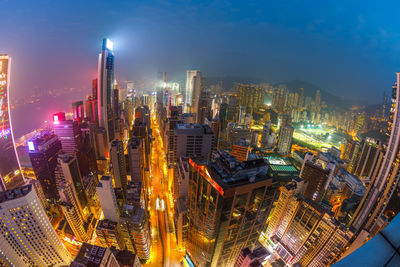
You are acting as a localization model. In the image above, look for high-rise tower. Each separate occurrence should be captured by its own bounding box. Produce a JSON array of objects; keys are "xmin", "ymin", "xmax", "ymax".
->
[
  {"xmin": 0, "ymin": 55, "xmax": 24, "ymax": 191},
  {"xmin": 185, "ymin": 70, "xmax": 202, "ymax": 112},
  {"xmin": 28, "ymin": 133, "xmax": 62, "ymax": 201},
  {"xmin": 351, "ymin": 73, "xmax": 400, "ymax": 240},
  {"xmin": 98, "ymin": 38, "xmax": 115, "ymax": 142},
  {"xmin": 110, "ymin": 139, "xmax": 127, "ymax": 198}
]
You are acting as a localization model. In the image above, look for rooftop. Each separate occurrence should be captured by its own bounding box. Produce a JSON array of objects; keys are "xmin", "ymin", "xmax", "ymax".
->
[
  {"xmin": 120, "ymin": 204, "xmax": 145, "ymax": 224},
  {"xmin": 190, "ymin": 151, "xmax": 272, "ymax": 192},
  {"xmin": 0, "ymin": 184, "xmax": 33, "ymax": 203}
]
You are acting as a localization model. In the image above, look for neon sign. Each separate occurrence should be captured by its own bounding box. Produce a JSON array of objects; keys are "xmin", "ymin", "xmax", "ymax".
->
[{"xmin": 189, "ymin": 158, "xmax": 224, "ymax": 196}]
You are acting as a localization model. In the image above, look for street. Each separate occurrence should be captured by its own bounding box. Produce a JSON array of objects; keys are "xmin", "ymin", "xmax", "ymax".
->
[{"xmin": 144, "ymin": 114, "xmax": 184, "ymax": 267}]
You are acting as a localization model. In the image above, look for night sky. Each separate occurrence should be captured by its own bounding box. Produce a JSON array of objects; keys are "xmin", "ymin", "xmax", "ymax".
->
[{"xmin": 2, "ymin": 0, "xmax": 400, "ymax": 103}]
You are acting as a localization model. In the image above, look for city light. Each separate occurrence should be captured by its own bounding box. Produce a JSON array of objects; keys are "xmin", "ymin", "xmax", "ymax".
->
[
  {"xmin": 1, "ymin": 4, "xmax": 397, "ymax": 266},
  {"xmin": 28, "ymin": 141, "xmax": 35, "ymax": 151},
  {"xmin": 106, "ymin": 38, "xmax": 113, "ymax": 51}
]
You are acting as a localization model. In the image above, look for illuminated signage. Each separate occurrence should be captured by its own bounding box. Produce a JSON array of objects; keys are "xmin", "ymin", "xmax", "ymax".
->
[
  {"xmin": 28, "ymin": 141, "xmax": 35, "ymax": 151},
  {"xmin": 189, "ymin": 158, "xmax": 224, "ymax": 196},
  {"xmin": 106, "ymin": 38, "xmax": 113, "ymax": 51},
  {"xmin": 0, "ymin": 57, "xmax": 10, "ymax": 139}
]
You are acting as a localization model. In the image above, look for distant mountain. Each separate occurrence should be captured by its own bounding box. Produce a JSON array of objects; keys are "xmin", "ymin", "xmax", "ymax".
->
[{"xmin": 207, "ymin": 77, "xmax": 367, "ymax": 109}]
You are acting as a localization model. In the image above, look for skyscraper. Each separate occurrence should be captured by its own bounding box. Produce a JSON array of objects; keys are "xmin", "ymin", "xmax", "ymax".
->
[
  {"xmin": 351, "ymin": 73, "xmax": 400, "ymax": 237},
  {"xmin": 185, "ymin": 70, "xmax": 202, "ymax": 112},
  {"xmin": 28, "ymin": 133, "xmax": 62, "ymax": 200},
  {"xmin": 271, "ymin": 199, "xmax": 353, "ymax": 266},
  {"xmin": 120, "ymin": 204, "xmax": 151, "ymax": 261},
  {"xmin": 300, "ymin": 152, "xmax": 336, "ymax": 201},
  {"xmin": 0, "ymin": 184, "xmax": 71, "ymax": 266},
  {"xmin": 127, "ymin": 137, "xmax": 144, "ymax": 183},
  {"xmin": 96, "ymin": 219, "xmax": 125, "ymax": 250},
  {"xmin": 110, "ymin": 139, "xmax": 128, "ymax": 198},
  {"xmin": 276, "ymin": 125, "xmax": 294, "ymax": 155},
  {"xmin": 171, "ymin": 123, "xmax": 214, "ymax": 166},
  {"xmin": 354, "ymin": 137, "xmax": 381, "ymax": 179},
  {"xmin": 187, "ymin": 152, "xmax": 278, "ymax": 267},
  {"xmin": 53, "ymin": 112, "xmax": 81, "ymax": 156},
  {"xmin": 56, "ymin": 153, "xmax": 88, "ymax": 211},
  {"xmin": 0, "ymin": 55, "xmax": 24, "ymax": 191},
  {"xmin": 98, "ymin": 38, "xmax": 115, "ymax": 142},
  {"xmin": 58, "ymin": 181, "xmax": 89, "ymax": 242},
  {"xmin": 96, "ymin": 176, "xmax": 120, "ymax": 222}
]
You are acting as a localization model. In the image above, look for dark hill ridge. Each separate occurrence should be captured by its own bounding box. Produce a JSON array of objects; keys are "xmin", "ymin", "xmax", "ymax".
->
[{"xmin": 206, "ymin": 76, "xmax": 365, "ymax": 109}]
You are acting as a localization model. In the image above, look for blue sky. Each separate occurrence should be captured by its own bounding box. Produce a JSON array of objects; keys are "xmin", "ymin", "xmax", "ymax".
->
[{"xmin": 1, "ymin": 0, "xmax": 400, "ymax": 103}]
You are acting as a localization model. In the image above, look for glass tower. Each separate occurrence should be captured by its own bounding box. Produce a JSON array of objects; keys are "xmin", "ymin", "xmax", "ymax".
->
[
  {"xmin": 0, "ymin": 55, "xmax": 24, "ymax": 191},
  {"xmin": 97, "ymin": 38, "xmax": 115, "ymax": 142}
]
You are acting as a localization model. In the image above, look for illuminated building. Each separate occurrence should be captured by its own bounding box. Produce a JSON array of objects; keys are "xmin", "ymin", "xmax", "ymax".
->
[
  {"xmin": 0, "ymin": 55, "xmax": 25, "ymax": 190},
  {"xmin": 237, "ymin": 84, "xmax": 264, "ymax": 110},
  {"xmin": 85, "ymin": 96, "xmax": 98, "ymax": 124},
  {"xmin": 58, "ymin": 181, "xmax": 89, "ymax": 242},
  {"xmin": 300, "ymin": 153, "xmax": 336, "ymax": 201},
  {"xmin": 165, "ymin": 106, "xmax": 183, "ymax": 167},
  {"xmin": 185, "ymin": 70, "xmax": 202, "ymax": 112},
  {"xmin": 226, "ymin": 94, "xmax": 239, "ymax": 121},
  {"xmin": 350, "ymin": 73, "xmax": 400, "ymax": 244},
  {"xmin": 260, "ymin": 121, "xmax": 271, "ymax": 148},
  {"xmin": 120, "ymin": 204, "xmax": 151, "ymax": 261},
  {"xmin": 238, "ymin": 106, "xmax": 246, "ymax": 125},
  {"xmin": 276, "ymin": 125, "xmax": 294, "ymax": 155},
  {"xmin": 133, "ymin": 118, "xmax": 151, "ymax": 170},
  {"xmin": 228, "ymin": 123, "xmax": 251, "ymax": 144},
  {"xmin": 113, "ymin": 85, "xmax": 120, "ymax": 131},
  {"xmin": 219, "ymin": 102, "xmax": 228, "ymax": 131},
  {"xmin": 56, "ymin": 153, "xmax": 88, "ymax": 210},
  {"xmin": 171, "ymin": 123, "xmax": 214, "ymax": 166},
  {"xmin": 0, "ymin": 184, "xmax": 71, "ymax": 266},
  {"xmin": 25, "ymin": 177, "xmax": 49, "ymax": 211},
  {"xmin": 72, "ymin": 101, "xmax": 84, "ymax": 122},
  {"xmin": 96, "ymin": 176, "xmax": 120, "ymax": 223},
  {"xmin": 96, "ymin": 219, "xmax": 125, "ymax": 250},
  {"xmin": 233, "ymin": 247, "xmax": 269, "ymax": 267},
  {"xmin": 70, "ymin": 243, "xmax": 119, "ymax": 267},
  {"xmin": 353, "ymin": 137, "xmax": 381, "ymax": 179},
  {"xmin": 71, "ymin": 243, "xmax": 141, "ymax": 267},
  {"xmin": 197, "ymin": 89, "xmax": 210, "ymax": 124},
  {"xmin": 92, "ymin": 78, "xmax": 98, "ymax": 100},
  {"xmin": 28, "ymin": 133, "xmax": 62, "ymax": 201},
  {"xmin": 232, "ymin": 138, "xmax": 249, "ymax": 162},
  {"xmin": 127, "ymin": 137, "xmax": 144, "ymax": 183},
  {"xmin": 272, "ymin": 199, "xmax": 353, "ymax": 266},
  {"xmin": 110, "ymin": 140, "xmax": 128, "ymax": 198},
  {"xmin": 264, "ymin": 178, "xmax": 305, "ymax": 240},
  {"xmin": 187, "ymin": 151, "xmax": 278, "ymax": 267},
  {"xmin": 98, "ymin": 38, "xmax": 115, "ymax": 143},
  {"xmin": 126, "ymin": 181, "xmax": 144, "ymax": 208},
  {"xmin": 53, "ymin": 112, "xmax": 81, "ymax": 156},
  {"xmin": 272, "ymin": 87, "xmax": 289, "ymax": 114}
]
